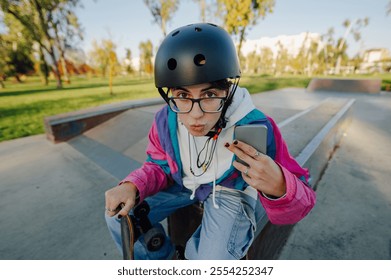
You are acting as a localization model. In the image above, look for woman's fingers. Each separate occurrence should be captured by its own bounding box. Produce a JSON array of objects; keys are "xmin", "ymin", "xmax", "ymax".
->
[
  {"xmin": 226, "ymin": 140, "xmax": 286, "ymax": 197},
  {"xmin": 105, "ymin": 183, "xmax": 138, "ymax": 217},
  {"xmin": 118, "ymin": 200, "xmax": 135, "ymax": 218}
]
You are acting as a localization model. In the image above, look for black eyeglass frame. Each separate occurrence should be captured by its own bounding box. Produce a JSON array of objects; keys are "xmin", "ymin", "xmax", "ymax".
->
[{"xmin": 168, "ymin": 96, "xmax": 227, "ymax": 113}]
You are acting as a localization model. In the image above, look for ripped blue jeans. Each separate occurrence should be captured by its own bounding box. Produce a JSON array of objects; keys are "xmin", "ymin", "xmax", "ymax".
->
[{"xmin": 105, "ymin": 185, "xmax": 267, "ymax": 260}]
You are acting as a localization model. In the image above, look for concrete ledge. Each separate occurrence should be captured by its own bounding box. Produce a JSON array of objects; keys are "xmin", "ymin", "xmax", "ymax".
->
[
  {"xmin": 307, "ymin": 78, "xmax": 381, "ymax": 94},
  {"xmin": 44, "ymin": 98, "xmax": 164, "ymax": 143},
  {"xmin": 247, "ymin": 98, "xmax": 355, "ymax": 260},
  {"xmin": 297, "ymin": 99, "xmax": 355, "ymax": 187}
]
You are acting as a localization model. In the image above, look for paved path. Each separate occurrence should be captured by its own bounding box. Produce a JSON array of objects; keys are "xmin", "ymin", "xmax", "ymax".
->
[{"xmin": 0, "ymin": 88, "xmax": 390, "ymax": 260}]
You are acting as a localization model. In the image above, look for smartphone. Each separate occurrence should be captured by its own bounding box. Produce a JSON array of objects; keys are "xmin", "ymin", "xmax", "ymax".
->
[{"xmin": 234, "ymin": 124, "xmax": 268, "ymax": 166}]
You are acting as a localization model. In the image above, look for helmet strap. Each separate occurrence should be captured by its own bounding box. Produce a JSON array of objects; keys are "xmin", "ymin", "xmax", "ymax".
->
[
  {"xmin": 215, "ymin": 77, "xmax": 240, "ymax": 131},
  {"xmin": 158, "ymin": 87, "xmax": 170, "ymax": 104}
]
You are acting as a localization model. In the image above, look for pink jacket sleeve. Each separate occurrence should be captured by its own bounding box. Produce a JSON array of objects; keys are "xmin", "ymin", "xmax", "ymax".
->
[
  {"xmin": 120, "ymin": 120, "xmax": 171, "ymax": 202},
  {"xmin": 259, "ymin": 117, "xmax": 316, "ymax": 225}
]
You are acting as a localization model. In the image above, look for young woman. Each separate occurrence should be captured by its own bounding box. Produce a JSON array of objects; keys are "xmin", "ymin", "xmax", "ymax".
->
[{"xmin": 105, "ymin": 23, "xmax": 316, "ymax": 260}]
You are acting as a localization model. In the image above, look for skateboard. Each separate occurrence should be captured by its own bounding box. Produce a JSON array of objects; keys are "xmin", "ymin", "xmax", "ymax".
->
[{"xmin": 120, "ymin": 201, "xmax": 165, "ymax": 260}]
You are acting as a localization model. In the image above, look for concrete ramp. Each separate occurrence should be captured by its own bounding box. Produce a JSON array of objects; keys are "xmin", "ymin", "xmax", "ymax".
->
[{"xmin": 307, "ymin": 78, "xmax": 381, "ymax": 94}]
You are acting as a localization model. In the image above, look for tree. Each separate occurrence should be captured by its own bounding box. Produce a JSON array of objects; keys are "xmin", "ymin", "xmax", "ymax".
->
[
  {"xmin": 245, "ymin": 51, "xmax": 261, "ymax": 74},
  {"xmin": 289, "ymin": 33, "xmax": 322, "ymax": 76},
  {"xmin": 334, "ymin": 18, "xmax": 369, "ymax": 74},
  {"xmin": 139, "ymin": 40, "xmax": 154, "ymax": 76},
  {"xmin": 192, "ymin": 0, "xmax": 217, "ymax": 22},
  {"xmin": 124, "ymin": 48, "xmax": 134, "ymax": 75},
  {"xmin": 0, "ymin": 14, "xmax": 35, "ymax": 83},
  {"xmin": 108, "ymin": 49, "xmax": 118, "ymax": 95},
  {"xmin": 0, "ymin": 0, "xmax": 83, "ymax": 88},
  {"xmin": 193, "ymin": 0, "xmax": 207, "ymax": 22},
  {"xmin": 0, "ymin": 35, "xmax": 8, "ymax": 88},
  {"xmin": 88, "ymin": 38, "xmax": 119, "ymax": 94},
  {"xmin": 37, "ymin": 45, "xmax": 51, "ymax": 85},
  {"xmin": 143, "ymin": 0, "xmax": 179, "ymax": 36},
  {"xmin": 274, "ymin": 41, "xmax": 289, "ymax": 76},
  {"xmin": 50, "ymin": 1, "xmax": 83, "ymax": 84},
  {"xmin": 258, "ymin": 47, "xmax": 274, "ymax": 75},
  {"xmin": 387, "ymin": 0, "xmax": 391, "ymax": 15},
  {"xmin": 320, "ymin": 28, "xmax": 337, "ymax": 74},
  {"xmin": 217, "ymin": 0, "xmax": 275, "ymax": 56},
  {"xmin": 89, "ymin": 40, "xmax": 108, "ymax": 77}
]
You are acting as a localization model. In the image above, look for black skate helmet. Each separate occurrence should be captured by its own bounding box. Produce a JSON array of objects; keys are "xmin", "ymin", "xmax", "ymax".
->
[{"xmin": 154, "ymin": 23, "xmax": 241, "ymax": 130}]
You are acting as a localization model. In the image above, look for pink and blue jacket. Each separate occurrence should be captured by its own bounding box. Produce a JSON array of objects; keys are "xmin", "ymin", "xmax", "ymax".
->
[{"xmin": 122, "ymin": 91, "xmax": 316, "ymax": 225}]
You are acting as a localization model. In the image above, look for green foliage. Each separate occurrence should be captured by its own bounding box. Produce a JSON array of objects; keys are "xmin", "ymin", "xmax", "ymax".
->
[
  {"xmin": 0, "ymin": 13, "xmax": 35, "ymax": 80},
  {"xmin": 0, "ymin": 0, "xmax": 83, "ymax": 88},
  {"xmin": 139, "ymin": 40, "xmax": 154, "ymax": 76},
  {"xmin": 88, "ymin": 39, "xmax": 119, "ymax": 78},
  {"xmin": 217, "ymin": 0, "xmax": 275, "ymax": 55}
]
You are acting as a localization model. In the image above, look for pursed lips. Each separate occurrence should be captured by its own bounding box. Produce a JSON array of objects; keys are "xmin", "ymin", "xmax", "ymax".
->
[{"xmin": 190, "ymin": 124, "xmax": 206, "ymax": 131}]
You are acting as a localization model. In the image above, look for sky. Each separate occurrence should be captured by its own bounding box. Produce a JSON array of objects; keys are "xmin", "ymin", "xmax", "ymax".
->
[{"xmin": 74, "ymin": 0, "xmax": 390, "ymax": 60}]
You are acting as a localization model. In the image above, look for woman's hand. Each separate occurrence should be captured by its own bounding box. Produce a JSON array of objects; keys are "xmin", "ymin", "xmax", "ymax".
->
[
  {"xmin": 104, "ymin": 182, "xmax": 138, "ymax": 217},
  {"xmin": 225, "ymin": 140, "xmax": 286, "ymax": 198}
]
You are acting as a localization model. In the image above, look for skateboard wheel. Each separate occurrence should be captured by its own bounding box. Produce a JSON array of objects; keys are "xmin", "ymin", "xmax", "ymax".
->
[
  {"xmin": 134, "ymin": 201, "xmax": 150, "ymax": 217},
  {"xmin": 144, "ymin": 227, "xmax": 165, "ymax": 251}
]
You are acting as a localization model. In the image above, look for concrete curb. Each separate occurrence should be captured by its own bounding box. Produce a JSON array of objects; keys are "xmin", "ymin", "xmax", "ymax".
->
[{"xmin": 44, "ymin": 98, "xmax": 165, "ymax": 143}]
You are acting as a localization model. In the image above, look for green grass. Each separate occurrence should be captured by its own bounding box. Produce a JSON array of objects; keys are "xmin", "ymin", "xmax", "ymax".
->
[
  {"xmin": 0, "ymin": 76, "xmax": 157, "ymax": 142},
  {"xmin": 1, "ymin": 74, "xmax": 390, "ymax": 142}
]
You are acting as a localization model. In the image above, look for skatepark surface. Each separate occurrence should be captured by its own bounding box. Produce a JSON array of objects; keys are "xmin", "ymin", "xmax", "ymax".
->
[{"xmin": 0, "ymin": 87, "xmax": 390, "ymax": 260}]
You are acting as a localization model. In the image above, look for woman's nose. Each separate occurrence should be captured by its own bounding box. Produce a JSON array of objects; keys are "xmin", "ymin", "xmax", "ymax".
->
[{"xmin": 189, "ymin": 101, "xmax": 204, "ymax": 118}]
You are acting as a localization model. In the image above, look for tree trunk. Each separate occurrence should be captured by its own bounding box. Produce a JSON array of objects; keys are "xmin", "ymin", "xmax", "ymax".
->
[
  {"xmin": 161, "ymin": 18, "xmax": 167, "ymax": 37},
  {"xmin": 60, "ymin": 56, "xmax": 70, "ymax": 84},
  {"xmin": 48, "ymin": 46, "xmax": 63, "ymax": 89},
  {"xmin": 14, "ymin": 74, "xmax": 22, "ymax": 83},
  {"xmin": 237, "ymin": 26, "xmax": 247, "ymax": 59},
  {"xmin": 335, "ymin": 55, "xmax": 342, "ymax": 75},
  {"xmin": 109, "ymin": 53, "xmax": 114, "ymax": 95},
  {"xmin": 39, "ymin": 46, "xmax": 49, "ymax": 85},
  {"xmin": 54, "ymin": 23, "xmax": 71, "ymax": 84}
]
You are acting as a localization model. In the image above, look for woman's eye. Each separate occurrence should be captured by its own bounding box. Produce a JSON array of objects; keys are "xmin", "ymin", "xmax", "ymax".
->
[
  {"xmin": 176, "ymin": 92, "xmax": 188, "ymax": 98},
  {"xmin": 204, "ymin": 91, "xmax": 217, "ymax": 98}
]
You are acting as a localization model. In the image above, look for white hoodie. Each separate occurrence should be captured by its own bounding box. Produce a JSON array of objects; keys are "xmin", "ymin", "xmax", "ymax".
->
[{"xmin": 177, "ymin": 86, "xmax": 256, "ymax": 207}]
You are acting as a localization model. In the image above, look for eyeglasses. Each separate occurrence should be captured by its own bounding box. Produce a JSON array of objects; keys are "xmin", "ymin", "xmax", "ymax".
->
[{"xmin": 168, "ymin": 97, "xmax": 226, "ymax": 113}]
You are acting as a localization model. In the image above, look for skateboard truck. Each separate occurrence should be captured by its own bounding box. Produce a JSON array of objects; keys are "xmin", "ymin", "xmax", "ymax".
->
[{"xmin": 120, "ymin": 201, "xmax": 165, "ymax": 260}]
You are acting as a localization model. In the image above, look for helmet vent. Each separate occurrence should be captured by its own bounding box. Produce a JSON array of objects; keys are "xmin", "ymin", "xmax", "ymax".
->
[
  {"xmin": 167, "ymin": 58, "xmax": 177, "ymax": 70},
  {"xmin": 172, "ymin": 30, "xmax": 180, "ymax": 37},
  {"xmin": 194, "ymin": 54, "xmax": 206, "ymax": 66},
  {"xmin": 194, "ymin": 27, "xmax": 202, "ymax": 32}
]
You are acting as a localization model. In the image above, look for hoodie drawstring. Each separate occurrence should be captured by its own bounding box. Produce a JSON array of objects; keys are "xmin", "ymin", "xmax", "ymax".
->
[{"xmin": 211, "ymin": 148, "xmax": 219, "ymax": 209}]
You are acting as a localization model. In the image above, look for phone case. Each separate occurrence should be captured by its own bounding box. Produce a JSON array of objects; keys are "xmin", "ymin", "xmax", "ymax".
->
[{"xmin": 234, "ymin": 124, "xmax": 268, "ymax": 166}]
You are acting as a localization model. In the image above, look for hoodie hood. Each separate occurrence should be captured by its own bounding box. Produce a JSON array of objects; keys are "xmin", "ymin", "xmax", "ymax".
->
[{"xmin": 223, "ymin": 86, "xmax": 256, "ymax": 130}]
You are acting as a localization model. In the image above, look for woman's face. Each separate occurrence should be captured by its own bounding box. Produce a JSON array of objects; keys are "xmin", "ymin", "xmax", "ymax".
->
[{"xmin": 170, "ymin": 83, "xmax": 228, "ymax": 137}]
